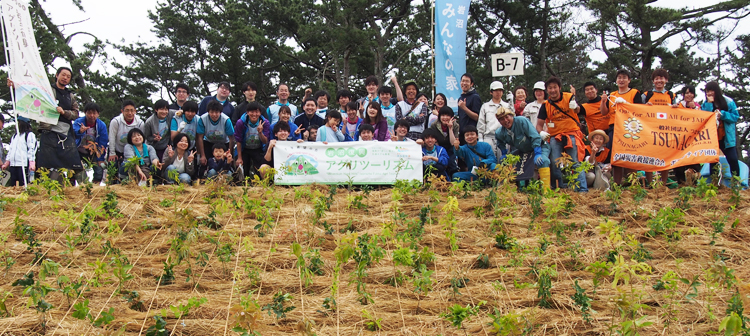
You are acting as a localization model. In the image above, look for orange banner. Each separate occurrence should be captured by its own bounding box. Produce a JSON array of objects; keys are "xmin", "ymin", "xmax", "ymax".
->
[{"xmin": 611, "ymin": 104, "xmax": 720, "ymax": 172}]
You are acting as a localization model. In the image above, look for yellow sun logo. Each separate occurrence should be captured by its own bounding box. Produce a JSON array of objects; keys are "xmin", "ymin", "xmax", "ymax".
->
[{"xmin": 623, "ymin": 117, "xmax": 643, "ymax": 140}]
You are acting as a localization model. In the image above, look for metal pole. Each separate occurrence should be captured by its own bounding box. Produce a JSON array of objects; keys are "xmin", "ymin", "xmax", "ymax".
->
[{"xmin": 0, "ymin": 8, "xmax": 28, "ymax": 188}]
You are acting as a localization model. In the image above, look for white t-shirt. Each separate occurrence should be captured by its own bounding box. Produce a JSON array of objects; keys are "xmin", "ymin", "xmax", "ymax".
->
[{"xmin": 173, "ymin": 155, "xmax": 185, "ymax": 174}]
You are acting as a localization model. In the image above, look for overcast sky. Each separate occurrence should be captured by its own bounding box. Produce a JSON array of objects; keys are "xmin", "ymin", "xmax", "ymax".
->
[{"xmin": 39, "ymin": 0, "xmax": 750, "ymax": 86}]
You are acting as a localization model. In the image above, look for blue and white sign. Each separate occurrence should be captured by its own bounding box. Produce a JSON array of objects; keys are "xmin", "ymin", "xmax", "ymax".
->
[{"xmin": 435, "ymin": 0, "xmax": 470, "ymax": 111}]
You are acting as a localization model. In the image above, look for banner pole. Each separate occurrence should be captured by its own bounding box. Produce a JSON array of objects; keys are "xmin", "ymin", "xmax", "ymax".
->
[
  {"xmin": 431, "ymin": 0, "xmax": 435, "ymax": 99},
  {"xmin": 0, "ymin": 7, "xmax": 28, "ymax": 188}
]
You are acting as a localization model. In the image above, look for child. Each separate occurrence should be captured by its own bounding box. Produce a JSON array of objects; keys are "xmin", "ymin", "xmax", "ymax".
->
[
  {"xmin": 2, "ymin": 116, "xmax": 36, "ymax": 186},
  {"xmin": 378, "ymin": 86, "xmax": 397, "ymax": 133},
  {"xmin": 207, "ymin": 142, "xmax": 234, "ymax": 178},
  {"xmin": 73, "ymin": 102, "xmax": 108, "ymax": 184},
  {"xmin": 270, "ymin": 105, "xmax": 301, "ymax": 141},
  {"xmin": 259, "ymin": 122, "xmax": 304, "ymax": 179},
  {"xmin": 362, "ymin": 101, "xmax": 389, "ymax": 141},
  {"xmin": 235, "ymin": 102, "xmax": 269, "ymax": 177},
  {"xmin": 343, "ymin": 101, "xmax": 363, "ymax": 141},
  {"xmin": 316, "ymin": 110, "xmax": 345, "ymax": 143},
  {"xmin": 358, "ymin": 124, "xmax": 376, "ymax": 141},
  {"xmin": 452, "ymin": 125, "xmax": 496, "ymax": 182},
  {"xmin": 418, "ymin": 129, "xmax": 449, "ymax": 179},
  {"xmin": 390, "ymin": 120, "xmax": 414, "ymax": 142}
]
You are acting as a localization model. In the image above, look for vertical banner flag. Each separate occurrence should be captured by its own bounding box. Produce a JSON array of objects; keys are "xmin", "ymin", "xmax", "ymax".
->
[
  {"xmin": 435, "ymin": 0, "xmax": 470, "ymax": 111},
  {"xmin": 2, "ymin": 0, "xmax": 59, "ymax": 125},
  {"xmin": 611, "ymin": 104, "xmax": 720, "ymax": 172},
  {"xmin": 273, "ymin": 141, "xmax": 423, "ymax": 185}
]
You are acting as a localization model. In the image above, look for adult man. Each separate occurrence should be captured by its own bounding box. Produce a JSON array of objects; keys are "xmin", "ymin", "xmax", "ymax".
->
[
  {"xmin": 198, "ymin": 81, "xmax": 235, "ymax": 117},
  {"xmin": 336, "ymin": 89, "xmax": 353, "ymax": 114},
  {"xmin": 266, "ymin": 83, "xmax": 298, "ymax": 124},
  {"xmin": 642, "ymin": 68, "xmax": 674, "ymax": 185},
  {"xmin": 600, "ymin": 69, "xmax": 643, "ymax": 184},
  {"xmin": 581, "ymin": 82, "xmax": 608, "ymax": 133},
  {"xmin": 169, "ymin": 83, "xmax": 190, "ymax": 111},
  {"xmin": 395, "ymin": 80, "xmax": 429, "ymax": 140},
  {"xmin": 108, "ymin": 99, "xmax": 145, "ymax": 168},
  {"xmin": 314, "ymin": 90, "xmax": 331, "ymax": 119},
  {"xmin": 293, "ymin": 98, "xmax": 325, "ymax": 138},
  {"xmin": 143, "ymin": 99, "xmax": 175, "ymax": 160},
  {"xmin": 32, "ymin": 67, "xmax": 83, "ymax": 183},
  {"xmin": 457, "ymin": 73, "xmax": 482, "ymax": 143},
  {"xmin": 73, "ymin": 102, "xmax": 108, "ymax": 184},
  {"xmin": 452, "ymin": 125, "xmax": 496, "ymax": 182},
  {"xmin": 357, "ymin": 75, "xmax": 403, "ymax": 117},
  {"xmin": 197, "ymin": 100, "xmax": 236, "ymax": 166},
  {"xmin": 478, "ymin": 81, "xmax": 508, "ymax": 157},
  {"xmin": 232, "ymin": 81, "xmax": 267, "ymax": 124},
  {"xmin": 535, "ymin": 76, "xmax": 587, "ymax": 192},
  {"xmin": 495, "ymin": 106, "xmax": 551, "ymax": 188},
  {"xmin": 171, "ymin": 101, "xmax": 200, "ymax": 151}
]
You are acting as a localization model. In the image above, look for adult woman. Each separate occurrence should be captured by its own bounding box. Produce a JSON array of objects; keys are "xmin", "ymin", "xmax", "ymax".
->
[
  {"xmin": 701, "ymin": 81, "xmax": 740, "ymax": 178},
  {"xmin": 162, "ymin": 133, "xmax": 196, "ymax": 184},
  {"xmin": 513, "ymin": 86, "xmax": 528, "ymax": 116},
  {"xmin": 120, "ymin": 128, "xmax": 160, "ymax": 184},
  {"xmin": 673, "ymin": 85, "xmax": 700, "ymax": 109},
  {"xmin": 361, "ymin": 101, "xmax": 389, "ymax": 141},
  {"xmin": 428, "ymin": 93, "xmax": 447, "ymax": 128}
]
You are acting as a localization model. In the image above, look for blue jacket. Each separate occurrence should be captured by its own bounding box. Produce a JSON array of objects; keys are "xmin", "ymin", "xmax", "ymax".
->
[
  {"xmin": 423, "ymin": 144, "xmax": 449, "ymax": 166},
  {"xmin": 198, "ymin": 95, "xmax": 235, "ymax": 118},
  {"xmin": 456, "ymin": 141, "xmax": 496, "ymax": 170},
  {"xmin": 72, "ymin": 117, "xmax": 108, "ymax": 161},
  {"xmin": 343, "ymin": 118, "xmax": 364, "ymax": 141},
  {"xmin": 494, "ymin": 116, "xmax": 542, "ymax": 153},
  {"xmin": 702, "ymin": 97, "xmax": 739, "ymax": 148}
]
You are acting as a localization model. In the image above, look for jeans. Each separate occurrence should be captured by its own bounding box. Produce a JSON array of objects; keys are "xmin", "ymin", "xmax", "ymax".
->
[
  {"xmin": 207, "ymin": 169, "xmax": 232, "ymax": 179},
  {"xmin": 165, "ymin": 165, "xmax": 192, "ymax": 184},
  {"xmin": 549, "ymin": 134, "xmax": 588, "ymax": 192}
]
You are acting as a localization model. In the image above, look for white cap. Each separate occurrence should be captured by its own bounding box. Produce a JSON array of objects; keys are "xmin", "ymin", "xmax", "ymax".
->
[
  {"xmin": 533, "ymin": 81, "xmax": 545, "ymax": 91},
  {"xmin": 490, "ymin": 81, "xmax": 504, "ymax": 91}
]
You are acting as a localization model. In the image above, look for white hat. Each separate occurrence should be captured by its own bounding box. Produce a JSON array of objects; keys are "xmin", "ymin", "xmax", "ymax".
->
[
  {"xmin": 533, "ymin": 81, "xmax": 545, "ymax": 91},
  {"xmin": 490, "ymin": 81, "xmax": 504, "ymax": 91}
]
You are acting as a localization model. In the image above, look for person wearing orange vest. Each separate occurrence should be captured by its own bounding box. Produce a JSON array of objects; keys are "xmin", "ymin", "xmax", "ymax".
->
[
  {"xmin": 535, "ymin": 76, "xmax": 587, "ymax": 192},
  {"xmin": 642, "ymin": 68, "xmax": 675, "ymax": 186},
  {"xmin": 581, "ymin": 82, "xmax": 608, "ymax": 133},
  {"xmin": 600, "ymin": 69, "xmax": 644, "ymax": 185}
]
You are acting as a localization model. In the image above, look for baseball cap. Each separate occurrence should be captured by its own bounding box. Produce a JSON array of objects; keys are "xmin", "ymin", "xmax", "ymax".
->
[{"xmin": 490, "ymin": 81, "xmax": 504, "ymax": 91}]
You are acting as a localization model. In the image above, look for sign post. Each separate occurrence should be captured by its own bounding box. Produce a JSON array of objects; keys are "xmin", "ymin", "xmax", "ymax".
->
[{"xmin": 490, "ymin": 53, "xmax": 525, "ymax": 77}]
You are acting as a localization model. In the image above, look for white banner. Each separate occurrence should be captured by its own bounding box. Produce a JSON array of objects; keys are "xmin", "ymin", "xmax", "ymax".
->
[
  {"xmin": 2, "ymin": 0, "xmax": 58, "ymax": 124},
  {"xmin": 273, "ymin": 141, "xmax": 423, "ymax": 185}
]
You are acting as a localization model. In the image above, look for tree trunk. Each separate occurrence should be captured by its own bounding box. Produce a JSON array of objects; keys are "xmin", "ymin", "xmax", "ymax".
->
[{"xmin": 540, "ymin": 0, "xmax": 550, "ymax": 79}]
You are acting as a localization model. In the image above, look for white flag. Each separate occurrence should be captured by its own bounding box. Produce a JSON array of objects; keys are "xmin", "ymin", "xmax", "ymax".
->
[{"xmin": 2, "ymin": 0, "xmax": 58, "ymax": 124}]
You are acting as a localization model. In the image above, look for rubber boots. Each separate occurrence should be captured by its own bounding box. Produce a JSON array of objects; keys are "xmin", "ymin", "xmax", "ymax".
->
[{"xmin": 538, "ymin": 167, "xmax": 551, "ymax": 190}]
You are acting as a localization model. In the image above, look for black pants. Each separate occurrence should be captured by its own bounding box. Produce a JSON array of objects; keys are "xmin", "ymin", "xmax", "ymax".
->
[
  {"xmin": 673, "ymin": 164, "xmax": 701, "ymax": 184},
  {"xmin": 711, "ymin": 141, "xmax": 740, "ymax": 178},
  {"xmin": 424, "ymin": 163, "xmax": 447, "ymax": 179},
  {"xmin": 8, "ymin": 166, "xmax": 30, "ymax": 187},
  {"xmin": 242, "ymin": 147, "xmax": 267, "ymax": 178}
]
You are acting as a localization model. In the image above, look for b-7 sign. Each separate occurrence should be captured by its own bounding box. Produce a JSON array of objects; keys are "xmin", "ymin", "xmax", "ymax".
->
[{"xmin": 490, "ymin": 53, "xmax": 524, "ymax": 76}]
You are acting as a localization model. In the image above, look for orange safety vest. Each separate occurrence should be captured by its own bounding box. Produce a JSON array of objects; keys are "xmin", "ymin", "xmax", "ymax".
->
[
  {"xmin": 582, "ymin": 100, "xmax": 608, "ymax": 132},
  {"xmin": 544, "ymin": 92, "xmax": 580, "ymax": 136},
  {"xmin": 607, "ymin": 89, "xmax": 639, "ymax": 125},
  {"xmin": 644, "ymin": 91, "xmax": 674, "ymax": 106},
  {"xmin": 587, "ymin": 145, "xmax": 611, "ymax": 163}
]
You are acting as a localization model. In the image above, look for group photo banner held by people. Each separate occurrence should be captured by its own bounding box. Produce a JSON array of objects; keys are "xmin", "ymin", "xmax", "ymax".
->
[
  {"xmin": 1, "ymin": 0, "xmax": 59, "ymax": 125},
  {"xmin": 272, "ymin": 142, "xmax": 423, "ymax": 185},
  {"xmin": 612, "ymin": 103, "xmax": 721, "ymax": 172}
]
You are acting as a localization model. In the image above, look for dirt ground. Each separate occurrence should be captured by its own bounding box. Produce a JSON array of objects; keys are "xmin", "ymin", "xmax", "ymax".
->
[{"xmin": 0, "ymin": 179, "xmax": 748, "ymax": 335}]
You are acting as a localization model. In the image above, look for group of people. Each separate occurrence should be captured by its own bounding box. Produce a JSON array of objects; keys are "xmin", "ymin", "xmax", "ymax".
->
[{"xmin": 0, "ymin": 66, "xmax": 741, "ymax": 190}]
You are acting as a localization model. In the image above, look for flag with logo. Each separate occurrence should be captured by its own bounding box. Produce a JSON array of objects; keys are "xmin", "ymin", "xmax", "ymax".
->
[
  {"xmin": 611, "ymin": 104, "xmax": 720, "ymax": 172},
  {"xmin": 435, "ymin": 0, "xmax": 470, "ymax": 111},
  {"xmin": 2, "ymin": 0, "xmax": 59, "ymax": 125}
]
